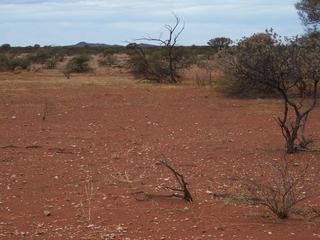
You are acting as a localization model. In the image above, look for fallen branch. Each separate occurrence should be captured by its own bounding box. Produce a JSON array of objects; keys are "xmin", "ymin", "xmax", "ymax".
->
[
  {"xmin": 42, "ymin": 101, "xmax": 48, "ymax": 121},
  {"xmin": 0, "ymin": 145, "xmax": 20, "ymax": 149},
  {"xmin": 133, "ymin": 158, "xmax": 193, "ymax": 202},
  {"xmin": 158, "ymin": 159, "xmax": 193, "ymax": 202},
  {"xmin": 0, "ymin": 145, "xmax": 42, "ymax": 149},
  {"xmin": 48, "ymin": 147, "xmax": 74, "ymax": 154}
]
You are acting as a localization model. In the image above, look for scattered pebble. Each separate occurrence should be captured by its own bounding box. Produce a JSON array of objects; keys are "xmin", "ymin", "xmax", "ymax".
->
[{"xmin": 43, "ymin": 210, "xmax": 51, "ymax": 217}]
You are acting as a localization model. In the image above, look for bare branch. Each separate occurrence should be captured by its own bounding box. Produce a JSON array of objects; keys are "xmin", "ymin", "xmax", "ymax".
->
[{"xmin": 133, "ymin": 156, "xmax": 193, "ymax": 202}]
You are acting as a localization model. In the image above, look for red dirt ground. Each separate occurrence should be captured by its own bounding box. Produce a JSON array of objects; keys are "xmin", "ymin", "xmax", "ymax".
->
[{"xmin": 1, "ymin": 72, "xmax": 320, "ymax": 240}]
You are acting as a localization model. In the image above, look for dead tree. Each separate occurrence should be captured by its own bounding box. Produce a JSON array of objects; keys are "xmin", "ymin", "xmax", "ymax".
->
[
  {"xmin": 134, "ymin": 15, "xmax": 185, "ymax": 83},
  {"xmin": 134, "ymin": 158, "xmax": 193, "ymax": 202}
]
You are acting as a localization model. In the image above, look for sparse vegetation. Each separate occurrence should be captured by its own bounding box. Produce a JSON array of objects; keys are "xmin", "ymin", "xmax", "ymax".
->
[
  {"xmin": 219, "ymin": 30, "xmax": 320, "ymax": 153},
  {"xmin": 131, "ymin": 15, "xmax": 192, "ymax": 83},
  {"xmin": 64, "ymin": 54, "xmax": 92, "ymax": 74},
  {"xmin": 1, "ymin": 1, "xmax": 320, "ymax": 239},
  {"xmin": 98, "ymin": 54, "xmax": 117, "ymax": 67},
  {"xmin": 0, "ymin": 54, "xmax": 31, "ymax": 71},
  {"xmin": 207, "ymin": 37, "xmax": 233, "ymax": 51},
  {"xmin": 215, "ymin": 158, "xmax": 309, "ymax": 219}
]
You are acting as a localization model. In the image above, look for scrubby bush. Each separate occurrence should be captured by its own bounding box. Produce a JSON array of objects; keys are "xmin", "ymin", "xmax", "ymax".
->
[
  {"xmin": 0, "ymin": 54, "xmax": 10, "ymax": 71},
  {"xmin": 65, "ymin": 55, "xmax": 92, "ymax": 73},
  {"xmin": 215, "ymin": 158, "xmax": 309, "ymax": 219},
  {"xmin": 217, "ymin": 32, "xmax": 278, "ymax": 97},
  {"xmin": 129, "ymin": 49, "xmax": 170, "ymax": 81},
  {"xmin": 208, "ymin": 37, "xmax": 233, "ymax": 51},
  {"xmin": 214, "ymin": 73, "xmax": 277, "ymax": 98},
  {"xmin": 129, "ymin": 52, "xmax": 149, "ymax": 78},
  {"xmin": 45, "ymin": 54, "xmax": 65, "ymax": 69},
  {"xmin": 98, "ymin": 54, "xmax": 117, "ymax": 67},
  {"xmin": 28, "ymin": 51, "xmax": 51, "ymax": 64},
  {"xmin": 129, "ymin": 46, "xmax": 194, "ymax": 83},
  {"xmin": 0, "ymin": 54, "xmax": 31, "ymax": 71},
  {"xmin": 0, "ymin": 44, "xmax": 11, "ymax": 52},
  {"xmin": 218, "ymin": 30, "xmax": 320, "ymax": 153},
  {"xmin": 10, "ymin": 57, "xmax": 31, "ymax": 70}
]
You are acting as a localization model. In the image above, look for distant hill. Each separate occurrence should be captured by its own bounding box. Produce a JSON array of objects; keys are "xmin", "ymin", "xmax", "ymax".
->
[
  {"xmin": 72, "ymin": 42, "xmax": 157, "ymax": 48},
  {"xmin": 73, "ymin": 42, "xmax": 122, "ymax": 48},
  {"xmin": 125, "ymin": 43, "xmax": 157, "ymax": 48},
  {"xmin": 136, "ymin": 43, "xmax": 157, "ymax": 48}
]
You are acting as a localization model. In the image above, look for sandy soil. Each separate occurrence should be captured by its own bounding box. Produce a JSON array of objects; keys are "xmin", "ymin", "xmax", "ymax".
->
[{"xmin": 0, "ymin": 71, "xmax": 320, "ymax": 239}]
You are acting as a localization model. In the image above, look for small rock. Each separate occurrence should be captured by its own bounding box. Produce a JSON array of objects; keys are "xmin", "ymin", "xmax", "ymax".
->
[
  {"xmin": 43, "ymin": 210, "xmax": 51, "ymax": 216},
  {"xmin": 116, "ymin": 225, "xmax": 124, "ymax": 232},
  {"xmin": 35, "ymin": 230, "xmax": 45, "ymax": 236}
]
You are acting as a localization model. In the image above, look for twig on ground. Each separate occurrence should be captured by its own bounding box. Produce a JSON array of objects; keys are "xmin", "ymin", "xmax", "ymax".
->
[{"xmin": 133, "ymin": 156, "xmax": 193, "ymax": 202}]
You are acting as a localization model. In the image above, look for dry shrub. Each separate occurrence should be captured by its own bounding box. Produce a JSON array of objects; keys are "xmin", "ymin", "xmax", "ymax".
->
[
  {"xmin": 98, "ymin": 54, "xmax": 117, "ymax": 67},
  {"xmin": 215, "ymin": 158, "xmax": 309, "ymax": 219},
  {"xmin": 194, "ymin": 57, "xmax": 216, "ymax": 86}
]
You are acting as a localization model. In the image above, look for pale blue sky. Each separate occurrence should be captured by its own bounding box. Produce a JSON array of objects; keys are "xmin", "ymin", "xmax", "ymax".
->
[{"xmin": 0, "ymin": 0, "xmax": 303, "ymax": 46}]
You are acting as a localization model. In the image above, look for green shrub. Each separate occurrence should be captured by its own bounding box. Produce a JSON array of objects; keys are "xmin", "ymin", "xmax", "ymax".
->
[
  {"xmin": 0, "ymin": 54, "xmax": 31, "ymax": 71},
  {"xmin": 208, "ymin": 37, "xmax": 233, "ymax": 51},
  {"xmin": 28, "ymin": 51, "xmax": 51, "ymax": 64},
  {"xmin": 217, "ymin": 32, "xmax": 280, "ymax": 97},
  {"xmin": 215, "ymin": 74, "xmax": 277, "ymax": 98},
  {"xmin": 129, "ymin": 50, "xmax": 170, "ymax": 82},
  {"xmin": 65, "ymin": 55, "xmax": 92, "ymax": 73},
  {"xmin": 45, "ymin": 54, "xmax": 65, "ymax": 69},
  {"xmin": 10, "ymin": 57, "xmax": 31, "ymax": 70},
  {"xmin": 129, "ymin": 53, "xmax": 149, "ymax": 78},
  {"xmin": 129, "ymin": 47, "xmax": 193, "ymax": 83},
  {"xmin": 0, "ymin": 54, "xmax": 10, "ymax": 71}
]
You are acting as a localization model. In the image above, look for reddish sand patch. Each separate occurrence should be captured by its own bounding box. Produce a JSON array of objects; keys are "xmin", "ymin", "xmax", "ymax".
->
[{"xmin": 1, "ymin": 80, "xmax": 320, "ymax": 239}]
